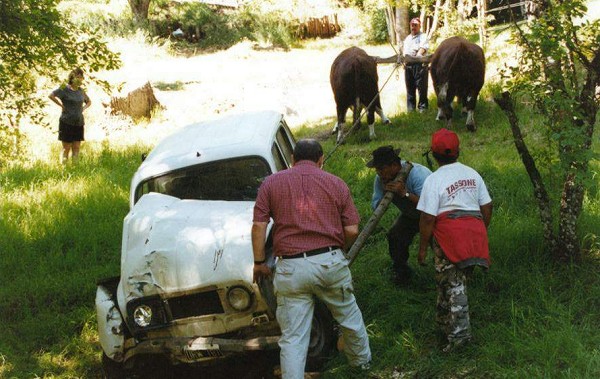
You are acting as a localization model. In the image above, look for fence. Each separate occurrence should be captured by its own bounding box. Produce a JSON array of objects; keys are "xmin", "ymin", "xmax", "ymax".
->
[{"xmin": 298, "ymin": 14, "xmax": 340, "ymax": 39}]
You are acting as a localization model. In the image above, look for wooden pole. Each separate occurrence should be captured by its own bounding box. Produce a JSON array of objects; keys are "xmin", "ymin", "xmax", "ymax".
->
[{"xmin": 345, "ymin": 163, "xmax": 413, "ymax": 266}]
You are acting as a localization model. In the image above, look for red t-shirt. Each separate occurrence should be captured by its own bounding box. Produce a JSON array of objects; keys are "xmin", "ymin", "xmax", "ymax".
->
[{"xmin": 253, "ymin": 160, "xmax": 360, "ymax": 256}]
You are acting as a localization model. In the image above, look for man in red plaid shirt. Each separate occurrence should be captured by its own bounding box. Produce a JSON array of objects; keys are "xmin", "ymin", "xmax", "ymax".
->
[{"xmin": 252, "ymin": 139, "xmax": 371, "ymax": 378}]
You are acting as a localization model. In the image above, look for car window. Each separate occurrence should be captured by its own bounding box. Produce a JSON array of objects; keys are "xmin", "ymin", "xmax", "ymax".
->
[
  {"xmin": 275, "ymin": 124, "xmax": 294, "ymax": 167},
  {"xmin": 271, "ymin": 144, "xmax": 286, "ymax": 172},
  {"xmin": 135, "ymin": 156, "xmax": 271, "ymax": 203}
]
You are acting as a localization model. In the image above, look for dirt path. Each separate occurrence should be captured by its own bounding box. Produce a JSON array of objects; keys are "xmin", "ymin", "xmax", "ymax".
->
[{"xmin": 86, "ymin": 39, "xmax": 407, "ymax": 144}]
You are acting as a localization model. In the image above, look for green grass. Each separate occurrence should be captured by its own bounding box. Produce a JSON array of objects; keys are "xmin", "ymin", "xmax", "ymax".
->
[
  {"xmin": 1, "ymin": 93, "xmax": 598, "ymax": 378},
  {"xmin": 292, "ymin": 99, "xmax": 600, "ymax": 378},
  {"xmin": 3, "ymin": 7, "xmax": 600, "ymax": 374},
  {"xmin": 0, "ymin": 142, "xmax": 148, "ymax": 378}
]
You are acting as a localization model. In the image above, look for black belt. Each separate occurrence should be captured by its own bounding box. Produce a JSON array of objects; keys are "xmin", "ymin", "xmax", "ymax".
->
[{"xmin": 279, "ymin": 246, "xmax": 340, "ymax": 259}]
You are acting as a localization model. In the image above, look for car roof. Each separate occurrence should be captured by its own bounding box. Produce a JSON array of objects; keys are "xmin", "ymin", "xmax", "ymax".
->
[{"xmin": 133, "ymin": 110, "xmax": 284, "ymax": 183}]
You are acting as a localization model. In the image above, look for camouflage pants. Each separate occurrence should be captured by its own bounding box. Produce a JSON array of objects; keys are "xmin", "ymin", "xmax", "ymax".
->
[{"xmin": 433, "ymin": 239, "xmax": 472, "ymax": 344}]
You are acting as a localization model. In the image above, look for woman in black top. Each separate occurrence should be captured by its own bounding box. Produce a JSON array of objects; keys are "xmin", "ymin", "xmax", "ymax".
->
[{"xmin": 49, "ymin": 68, "xmax": 91, "ymax": 163}]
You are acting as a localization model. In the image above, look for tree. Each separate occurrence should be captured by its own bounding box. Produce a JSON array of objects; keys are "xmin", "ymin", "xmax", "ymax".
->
[
  {"xmin": 128, "ymin": 0, "xmax": 151, "ymax": 23},
  {"xmin": 494, "ymin": 0, "xmax": 600, "ymax": 262},
  {"xmin": 0, "ymin": 0, "xmax": 121, "ymax": 166},
  {"xmin": 382, "ymin": 0, "xmax": 489, "ymax": 49},
  {"xmin": 384, "ymin": 0, "xmax": 409, "ymax": 47}
]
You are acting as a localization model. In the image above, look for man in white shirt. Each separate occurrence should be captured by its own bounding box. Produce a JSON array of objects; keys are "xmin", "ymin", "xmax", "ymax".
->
[
  {"xmin": 402, "ymin": 18, "xmax": 429, "ymax": 112},
  {"xmin": 416, "ymin": 128, "xmax": 493, "ymax": 353}
]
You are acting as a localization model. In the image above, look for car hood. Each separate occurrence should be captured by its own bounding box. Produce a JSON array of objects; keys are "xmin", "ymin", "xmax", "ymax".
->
[{"xmin": 120, "ymin": 193, "xmax": 257, "ymax": 300}]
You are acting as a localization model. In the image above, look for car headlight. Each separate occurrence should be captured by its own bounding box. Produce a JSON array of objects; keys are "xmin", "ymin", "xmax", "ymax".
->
[
  {"xmin": 227, "ymin": 286, "xmax": 252, "ymax": 311},
  {"xmin": 133, "ymin": 305, "xmax": 153, "ymax": 327}
]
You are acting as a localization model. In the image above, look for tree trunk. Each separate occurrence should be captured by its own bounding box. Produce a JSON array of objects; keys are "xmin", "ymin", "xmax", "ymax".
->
[
  {"xmin": 385, "ymin": 5, "xmax": 397, "ymax": 45},
  {"xmin": 128, "ymin": 0, "xmax": 151, "ymax": 23},
  {"xmin": 477, "ymin": 0, "xmax": 487, "ymax": 47},
  {"xmin": 555, "ymin": 172, "xmax": 584, "ymax": 261},
  {"xmin": 396, "ymin": 2, "xmax": 409, "ymax": 54},
  {"xmin": 427, "ymin": 0, "xmax": 443, "ymax": 40},
  {"xmin": 494, "ymin": 91, "xmax": 556, "ymax": 252},
  {"xmin": 443, "ymin": 0, "xmax": 452, "ymax": 27},
  {"xmin": 525, "ymin": 0, "xmax": 549, "ymax": 21},
  {"xmin": 554, "ymin": 48, "xmax": 600, "ymax": 261}
]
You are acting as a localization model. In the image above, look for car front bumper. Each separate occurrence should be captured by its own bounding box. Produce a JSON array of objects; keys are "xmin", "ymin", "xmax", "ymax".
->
[{"xmin": 123, "ymin": 334, "xmax": 280, "ymax": 364}]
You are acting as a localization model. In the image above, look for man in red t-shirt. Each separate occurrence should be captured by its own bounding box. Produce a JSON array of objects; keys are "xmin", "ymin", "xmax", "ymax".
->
[{"xmin": 252, "ymin": 139, "xmax": 371, "ymax": 378}]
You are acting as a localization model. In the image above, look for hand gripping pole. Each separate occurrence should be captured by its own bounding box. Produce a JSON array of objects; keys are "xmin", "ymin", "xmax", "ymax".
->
[{"xmin": 345, "ymin": 162, "xmax": 413, "ymax": 266}]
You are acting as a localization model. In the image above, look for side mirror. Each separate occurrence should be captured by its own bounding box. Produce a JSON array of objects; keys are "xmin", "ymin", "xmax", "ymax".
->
[{"xmin": 141, "ymin": 153, "xmax": 147, "ymax": 162}]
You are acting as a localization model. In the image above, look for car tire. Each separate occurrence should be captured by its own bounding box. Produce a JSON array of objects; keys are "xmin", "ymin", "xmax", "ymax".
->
[
  {"xmin": 305, "ymin": 300, "xmax": 336, "ymax": 372},
  {"xmin": 102, "ymin": 353, "xmax": 125, "ymax": 379}
]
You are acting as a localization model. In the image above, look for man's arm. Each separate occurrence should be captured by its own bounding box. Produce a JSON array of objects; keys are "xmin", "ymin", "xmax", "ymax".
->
[
  {"xmin": 417, "ymin": 212, "xmax": 436, "ymax": 265},
  {"xmin": 480, "ymin": 202, "xmax": 493, "ymax": 228},
  {"xmin": 251, "ymin": 221, "xmax": 271, "ymax": 281},
  {"xmin": 371, "ymin": 176, "xmax": 384, "ymax": 210},
  {"xmin": 343, "ymin": 224, "xmax": 359, "ymax": 251}
]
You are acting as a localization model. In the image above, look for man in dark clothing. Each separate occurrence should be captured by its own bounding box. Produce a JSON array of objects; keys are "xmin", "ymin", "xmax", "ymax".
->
[{"xmin": 367, "ymin": 146, "xmax": 432, "ymax": 285}]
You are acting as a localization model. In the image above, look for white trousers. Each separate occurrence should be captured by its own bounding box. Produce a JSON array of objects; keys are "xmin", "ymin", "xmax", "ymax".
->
[{"xmin": 273, "ymin": 249, "xmax": 371, "ymax": 379}]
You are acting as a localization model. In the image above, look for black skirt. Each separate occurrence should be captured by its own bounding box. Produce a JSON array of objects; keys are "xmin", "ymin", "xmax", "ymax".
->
[{"xmin": 58, "ymin": 120, "xmax": 84, "ymax": 142}]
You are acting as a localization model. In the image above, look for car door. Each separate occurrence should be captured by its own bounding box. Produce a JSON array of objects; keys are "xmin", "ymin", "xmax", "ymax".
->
[{"xmin": 271, "ymin": 121, "xmax": 296, "ymax": 170}]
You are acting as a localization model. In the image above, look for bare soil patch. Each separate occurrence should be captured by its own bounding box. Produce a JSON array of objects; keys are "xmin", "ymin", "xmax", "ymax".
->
[{"xmin": 95, "ymin": 39, "xmax": 405, "ymax": 140}]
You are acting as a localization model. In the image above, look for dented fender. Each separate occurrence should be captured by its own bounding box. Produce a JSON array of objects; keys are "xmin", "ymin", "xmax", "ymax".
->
[{"xmin": 96, "ymin": 284, "xmax": 125, "ymax": 362}]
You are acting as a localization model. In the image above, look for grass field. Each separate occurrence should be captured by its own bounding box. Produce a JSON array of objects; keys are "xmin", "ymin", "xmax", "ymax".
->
[
  {"xmin": 1, "ymin": 95, "xmax": 599, "ymax": 378},
  {"xmin": 1, "ymin": 1, "xmax": 600, "ymax": 378}
]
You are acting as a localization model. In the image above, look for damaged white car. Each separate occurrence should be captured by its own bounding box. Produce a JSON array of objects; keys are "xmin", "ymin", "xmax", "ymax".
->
[{"xmin": 95, "ymin": 111, "xmax": 336, "ymax": 376}]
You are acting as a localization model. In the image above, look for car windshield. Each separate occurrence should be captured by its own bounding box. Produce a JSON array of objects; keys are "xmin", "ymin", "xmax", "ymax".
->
[{"xmin": 135, "ymin": 156, "xmax": 271, "ymax": 203}]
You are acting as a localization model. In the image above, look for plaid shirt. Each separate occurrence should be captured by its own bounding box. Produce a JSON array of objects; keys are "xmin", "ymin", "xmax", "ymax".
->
[{"xmin": 253, "ymin": 160, "xmax": 360, "ymax": 256}]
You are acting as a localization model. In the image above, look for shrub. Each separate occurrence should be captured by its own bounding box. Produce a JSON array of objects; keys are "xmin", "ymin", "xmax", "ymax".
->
[
  {"xmin": 58, "ymin": 0, "xmax": 137, "ymax": 38},
  {"xmin": 365, "ymin": 7, "xmax": 389, "ymax": 44},
  {"xmin": 150, "ymin": 1, "xmax": 296, "ymax": 50},
  {"xmin": 245, "ymin": 10, "xmax": 297, "ymax": 49},
  {"xmin": 361, "ymin": 0, "xmax": 390, "ymax": 45}
]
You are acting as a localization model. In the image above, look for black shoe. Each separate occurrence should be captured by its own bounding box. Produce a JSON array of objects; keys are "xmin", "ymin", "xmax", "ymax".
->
[
  {"xmin": 393, "ymin": 275, "xmax": 410, "ymax": 286},
  {"xmin": 393, "ymin": 266, "xmax": 413, "ymax": 286}
]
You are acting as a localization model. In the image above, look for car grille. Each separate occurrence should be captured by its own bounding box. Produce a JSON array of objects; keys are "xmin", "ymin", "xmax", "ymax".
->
[
  {"xmin": 183, "ymin": 348, "xmax": 224, "ymax": 360},
  {"xmin": 167, "ymin": 290, "xmax": 224, "ymax": 320}
]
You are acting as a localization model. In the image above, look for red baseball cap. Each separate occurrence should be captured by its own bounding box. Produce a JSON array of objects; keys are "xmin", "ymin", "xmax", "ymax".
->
[
  {"xmin": 410, "ymin": 17, "xmax": 421, "ymax": 25},
  {"xmin": 431, "ymin": 128, "xmax": 459, "ymax": 157}
]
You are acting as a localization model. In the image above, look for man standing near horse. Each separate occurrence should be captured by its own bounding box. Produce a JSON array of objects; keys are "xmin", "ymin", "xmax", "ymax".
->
[{"xmin": 403, "ymin": 17, "xmax": 429, "ymax": 112}]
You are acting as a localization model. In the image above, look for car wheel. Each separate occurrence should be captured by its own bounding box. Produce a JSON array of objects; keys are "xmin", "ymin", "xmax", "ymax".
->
[
  {"xmin": 102, "ymin": 353, "xmax": 125, "ymax": 379},
  {"xmin": 305, "ymin": 300, "xmax": 336, "ymax": 372}
]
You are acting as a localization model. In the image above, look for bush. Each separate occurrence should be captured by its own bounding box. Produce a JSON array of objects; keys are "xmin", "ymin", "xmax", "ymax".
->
[
  {"xmin": 365, "ymin": 7, "xmax": 389, "ymax": 44},
  {"xmin": 150, "ymin": 1, "xmax": 297, "ymax": 50},
  {"xmin": 58, "ymin": 0, "xmax": 137, "ymax": 38},
  {"xmin": 361, "ymin": 0, "xmax": 389, "ymax": 45},
  {"xmin": 241, "ymin": 9, "xmax": 297, "ymax": 49}
]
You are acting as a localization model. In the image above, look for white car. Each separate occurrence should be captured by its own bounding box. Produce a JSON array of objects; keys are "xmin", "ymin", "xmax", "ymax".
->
[{"xmin": 96, "ymin": 111, "xmax": 336, "ymax": 376}]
